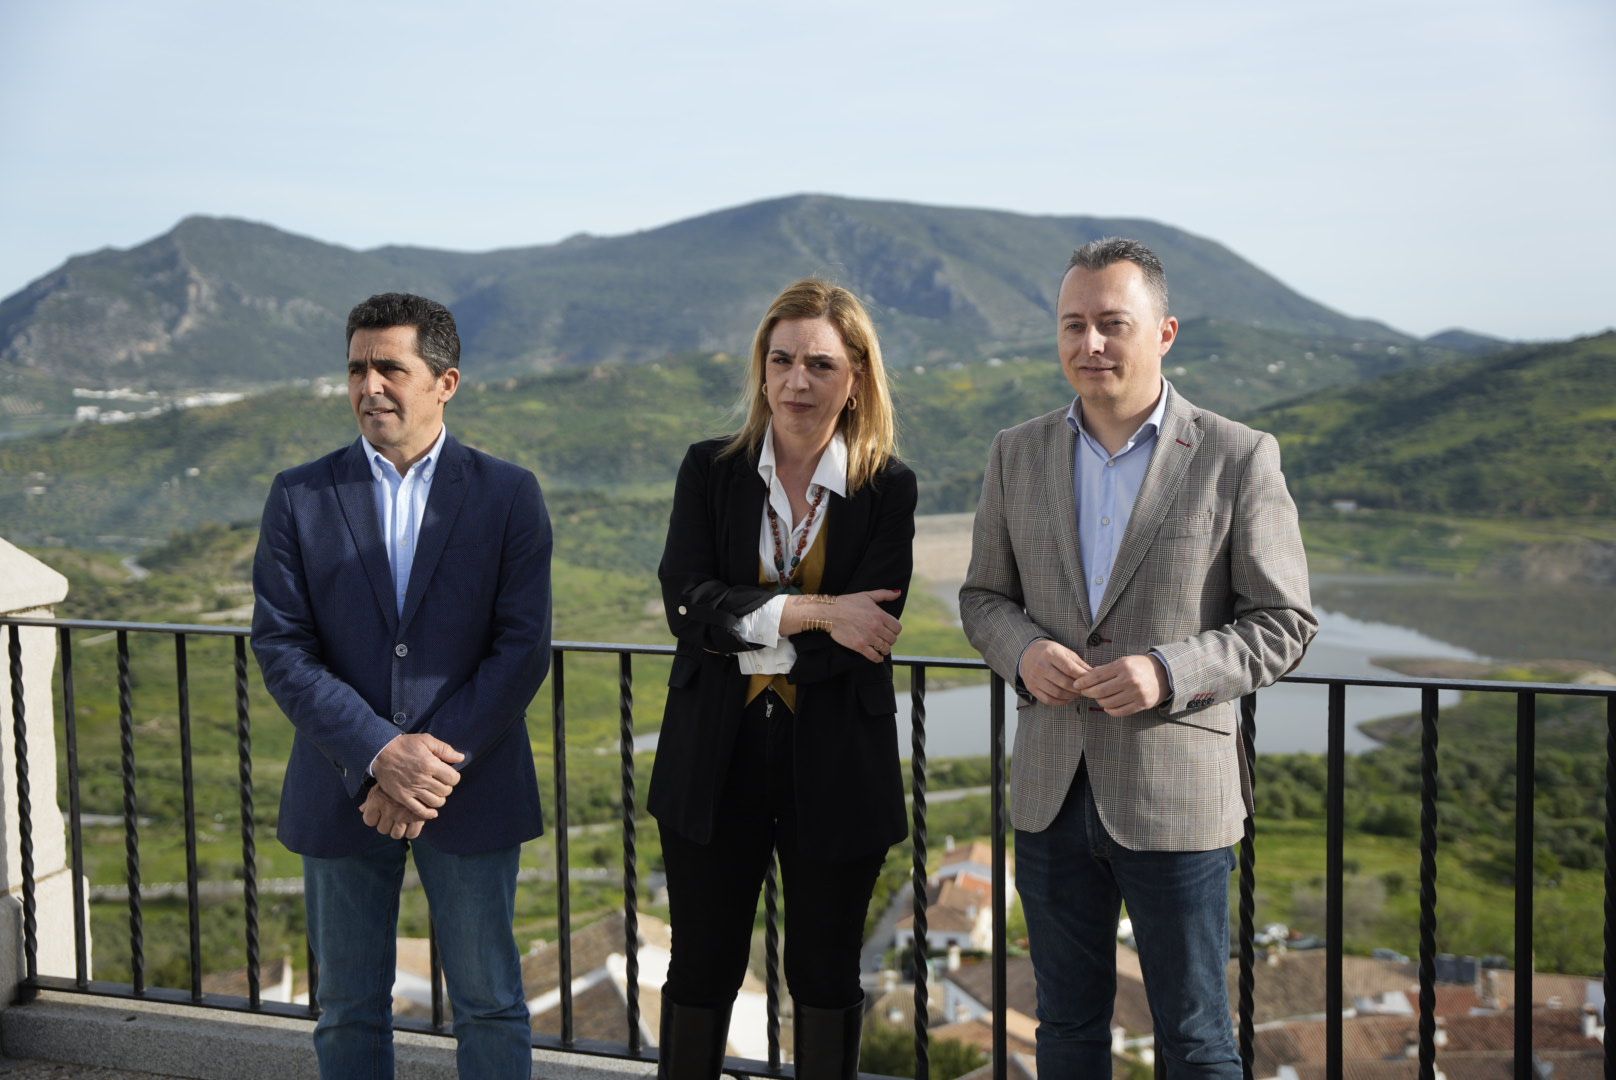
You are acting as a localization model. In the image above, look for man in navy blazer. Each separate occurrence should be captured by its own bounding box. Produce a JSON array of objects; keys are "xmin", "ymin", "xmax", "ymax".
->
[{"xmin": 252, "ymin": 292, "xmax": 552, "ymax": 1079}]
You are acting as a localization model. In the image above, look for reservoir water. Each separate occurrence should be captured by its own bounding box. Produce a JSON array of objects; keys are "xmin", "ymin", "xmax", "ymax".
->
[
  {"xmin": 632, "ymin": 605, "xmax": 1485, "ymax": 758},
  {"xmin": 902, "ymin": 607, "xmax": 1483, "ymax": 758}
]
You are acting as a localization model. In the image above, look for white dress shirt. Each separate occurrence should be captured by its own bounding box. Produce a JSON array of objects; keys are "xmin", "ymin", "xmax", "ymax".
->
[{"xmin": 735, "ymin": 425, "xmax": 849, "ymax": 675}]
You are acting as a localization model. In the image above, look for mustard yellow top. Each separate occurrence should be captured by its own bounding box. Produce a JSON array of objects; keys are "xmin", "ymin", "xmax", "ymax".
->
[{"xmin": 745, "ymin": 521, "xmax": 828, "ymax": 711}]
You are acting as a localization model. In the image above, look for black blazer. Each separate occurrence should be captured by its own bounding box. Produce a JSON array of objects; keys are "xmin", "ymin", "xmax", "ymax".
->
[{"xmin": 647, "ymin": 437, "xmax": 916, "ymax": 862}]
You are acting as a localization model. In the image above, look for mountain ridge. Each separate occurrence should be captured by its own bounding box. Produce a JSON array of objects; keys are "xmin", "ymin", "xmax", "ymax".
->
[{"xmin": 1, "ymin": 194, "xmax": 1420, "ymax": 390}]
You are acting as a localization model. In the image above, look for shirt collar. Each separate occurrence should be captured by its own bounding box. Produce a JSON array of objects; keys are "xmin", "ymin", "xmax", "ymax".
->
[
  {"xmin": 364, "ymin": 425, "xmax": 448, "ymax": 484},
  {"xmin": 1066, "ymin": 380, "xmax": 1171, "ymax": 457},
  {"xmin": 758, "ymin": 423, "xmax": 849, "ymax": 498}
]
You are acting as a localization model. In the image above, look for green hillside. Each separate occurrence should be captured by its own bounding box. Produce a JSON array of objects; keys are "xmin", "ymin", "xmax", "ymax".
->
[
  {"xmin": 0, "ymin": 195, "xmax": 1414, "ymax": 396},
  {"xmin": 1, "ymin": 320, "xmax": 1464, "ymax": 548},
  {"xmin": 1255, "ymin": 332, "xmax": 1616, "ymax": 516}
]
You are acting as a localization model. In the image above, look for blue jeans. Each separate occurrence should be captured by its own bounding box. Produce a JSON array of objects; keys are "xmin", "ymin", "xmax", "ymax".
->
[
  {"xmin": 1016, "ymin": 766, "xmax": 1241, "ymax": 1078},
  {"xmin": 303, "ymin": 841, "xmax": 531, "ymax": 1080}
]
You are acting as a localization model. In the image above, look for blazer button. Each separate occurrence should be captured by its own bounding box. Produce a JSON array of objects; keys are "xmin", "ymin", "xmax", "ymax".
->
[
  {"xmin": 392, "ymin": 711, "xmax": 408, "ymax": 726},
  {"xmin": 1087, "ymin": 632, "xmax": 1103, "ymax": 647},
  {"xmin": 394, "ymin": 643, "xmax": 409, "ymax": 658}
]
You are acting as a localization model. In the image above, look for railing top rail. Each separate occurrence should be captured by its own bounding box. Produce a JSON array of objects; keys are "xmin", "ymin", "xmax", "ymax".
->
[
  {"xmin": 2, "ymin": 614, "xmax": 1612, "ymax": 696},
  {"xmin": 0, "ymin": 615, "xmax": 249, "ymax": 637},
  {"xmin": 1279, "ymin": 672, "xmax": 1616, "ymax": 697}
]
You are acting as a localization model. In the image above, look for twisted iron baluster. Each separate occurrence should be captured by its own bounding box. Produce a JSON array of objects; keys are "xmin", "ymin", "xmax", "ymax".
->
[
  {"xmin": 1514, "ymin": 693, "xmax": 1536, "ymax": 1073},
  {"xmin": 307, "ymin": 939, "xmax": 320, "ymax": 1018},
  {"xmin": 990, "ymin": 673, "xmax": 1007, "ymax": 1080},
  {"xmin": 1325, "ymin": 682, "xmax": 1346, "ymax": 1080},
  {"xmin": 1604, "ymin": 693, "xmax": 1613, "ymax": 1080},
  {"xmin": 910, "ymin": 666, "xmax": 930, "ymax": 1080},
  {"xmin": 764, "ymin": 851, "xmax": 782, "ymax": 1070},
  {"xmin": 1418, "ymin": 688, "xmax": 1439, "ymax": 1080},
  {"xmin": 235, "ymin": 636, "xmax": 261, "ymax": 1008},
  {"xmin": 1238, "ymin": 693, "xmax": 1257, "ymax": 1080},
  {"xmin": 8, "ymin": 627, "xmax": 37, "ymax": 985},
  {"xmin": 430, "ymin": 924, "xmax": 445, "ymax": 1031},
  {"xmin": 117, "ymin": 630, "xmax": 144, "ymax": 993},
  {"xmin": 618, "ymin": 653, "xmax": 642, "ymax": 1053}
]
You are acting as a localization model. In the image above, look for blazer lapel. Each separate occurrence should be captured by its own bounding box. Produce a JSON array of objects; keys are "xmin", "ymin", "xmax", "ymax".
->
[
  {"xmin": 1092, "ymin": 388, "xmax": 1201, "ymax": 627},
  {"xmin": 333, "ymin": 440, "xmax": 399, "ymax": 635},
  {"xmin": 821, "ymin": 481, "xmax": 871, "ymax": 595},
  {"xmin": 399, "ymin": 435, "xmax": 471, "ymax": 631},
  {"xmin": 727, "ymin": 449, "xmax": 767, "ymax": 585},
  {"xmin": 1044, "ymin": 413, "xmax": 1094, "ymax": 628}
]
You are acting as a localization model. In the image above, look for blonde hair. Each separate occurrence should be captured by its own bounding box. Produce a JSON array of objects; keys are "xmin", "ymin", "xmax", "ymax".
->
[{"xmin": 722, "ymin": 278, "xmax": 897, "ymax": 492}]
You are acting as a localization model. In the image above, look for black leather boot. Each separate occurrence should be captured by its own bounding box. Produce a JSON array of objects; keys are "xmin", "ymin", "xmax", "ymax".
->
[
  {"xmin": 792, "ymin": 996, "xmax": 864, "ymax": 1080},
  {"xmin": 657, "ymin": 992, "xmax": 733, "ymax": 1080}
]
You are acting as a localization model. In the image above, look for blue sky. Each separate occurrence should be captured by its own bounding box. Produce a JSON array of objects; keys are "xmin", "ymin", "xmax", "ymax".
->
[{"xmin": 2, "ymin": 0, "xmax": 1612, "ymax": 340}]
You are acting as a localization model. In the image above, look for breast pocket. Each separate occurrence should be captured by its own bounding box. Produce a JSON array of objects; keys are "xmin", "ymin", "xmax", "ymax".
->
[
  {"xmin": 1140, "ymin": 508, "xmax": 1221, "ymax": 590},
  {"xmin": 434, "ymin": 545, "xmax": 499, "ymax": 607},
  {"xmin": 1157, "ymin": 508, "xmax": 1215, "ymax": 538}
]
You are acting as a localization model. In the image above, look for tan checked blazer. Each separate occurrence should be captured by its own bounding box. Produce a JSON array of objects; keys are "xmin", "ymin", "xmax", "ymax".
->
[{"xmin": 959, "ymin": 386, "xmax": 1317, "ymax": 852}]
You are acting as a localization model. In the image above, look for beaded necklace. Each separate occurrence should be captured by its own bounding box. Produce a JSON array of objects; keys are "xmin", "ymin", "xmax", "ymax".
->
[{"xmin": 767, "ymin": 484, "xmax": 827, "ymax": 594}]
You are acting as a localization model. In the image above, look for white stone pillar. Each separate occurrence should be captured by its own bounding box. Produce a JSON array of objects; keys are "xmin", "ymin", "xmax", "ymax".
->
[{"xmin": 0, "ymin": 535, "xmax": 80, "ymax": 1005}]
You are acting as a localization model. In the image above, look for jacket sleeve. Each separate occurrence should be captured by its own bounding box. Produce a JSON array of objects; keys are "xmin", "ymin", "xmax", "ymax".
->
[
  {"xmin": 788, "ymin": 463, "xmax": 917, "ymax": 686},
  {"xmin": 959, "ymin": 429, "xmax": 1055, "ymax": 684},
  {"xmin": 250, "ymin": 473, "xmax": 398, "ymax": 800},
  {"xmin": 1152, "ymin": 433, "xmax": 1318, "ymax": 711},
  {"xmin": 421, "ymin": 470, "xmax": 554, "ymax": 767},
  {"xmin": 659, "ymin": 444, "xmax": 777, "ymax": 653}
]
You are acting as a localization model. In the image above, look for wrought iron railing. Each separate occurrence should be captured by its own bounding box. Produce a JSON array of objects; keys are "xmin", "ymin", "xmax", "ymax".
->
[{"xmin": 3, "ymin": 614, "xmax": 1612, "ymax": 1080}]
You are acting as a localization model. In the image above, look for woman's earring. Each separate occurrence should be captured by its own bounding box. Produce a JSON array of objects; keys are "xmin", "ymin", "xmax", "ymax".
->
[{"xmin": 846, "ymin": 396, "xmax": 858, "ymax": 411}]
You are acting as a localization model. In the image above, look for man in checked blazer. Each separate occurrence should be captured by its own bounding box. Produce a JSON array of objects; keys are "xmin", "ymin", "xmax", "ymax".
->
[{"xmin": 960, "ymin": 238, "xmax": 1316, "ymax": 1077}]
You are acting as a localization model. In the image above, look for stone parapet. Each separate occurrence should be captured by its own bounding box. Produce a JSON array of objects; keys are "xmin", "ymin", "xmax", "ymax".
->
[{"xmin": 0, "ymin": 536, "xmax": 79, "ymax": 1004}]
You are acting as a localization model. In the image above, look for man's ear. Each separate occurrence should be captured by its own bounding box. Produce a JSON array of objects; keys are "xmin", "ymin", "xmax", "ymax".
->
[{"xmin": 1158, "ymin": 316, "xmax": 1179, "ymax": 358}]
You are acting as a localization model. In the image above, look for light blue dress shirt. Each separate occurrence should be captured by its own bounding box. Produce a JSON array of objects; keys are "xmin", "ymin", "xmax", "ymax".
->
[
  {"xmin": 363, "ymin": 425, "xmax": 448, "ymax": 618},
  {"xmin": 1065, "ymin": 384, "xmax": 1170, "ymax": 617},
  {"xmin": 1012, "ymin": 385, "xmax": 1177, "ymax": 701}
]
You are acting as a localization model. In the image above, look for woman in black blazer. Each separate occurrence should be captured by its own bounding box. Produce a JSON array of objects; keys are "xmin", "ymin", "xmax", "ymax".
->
[{"xmin": 649, "ymin": 279, "xmax": 915, "ymax": 1078}]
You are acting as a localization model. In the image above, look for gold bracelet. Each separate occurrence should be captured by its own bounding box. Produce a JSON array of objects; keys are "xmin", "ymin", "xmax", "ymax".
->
[
  {"xmin": 805, "ymin": 593, "xmax": 837, "ymax": 605},
  {"xmin": 802, "ymin": 616, "xmax": 833, "ymax": 633}
]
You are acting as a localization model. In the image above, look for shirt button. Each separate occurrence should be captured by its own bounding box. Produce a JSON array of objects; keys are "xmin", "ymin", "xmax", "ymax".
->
[
  {"xmin": 1106, "ymin": 460, "xmax": 1115, "ymax": 468},
  {"xmin": 394, "ymin": 643, "xmax": 408, "ymax": 658},
  {"xmin": 1101, "ymin": 516, "xmax": 1111, "ymax": 526},
  {"xmin": 392, "ymin": 711, "xmax": 408, "ymax": 726},
  {"xmin": 678, "ymin": 605, "xmax": 688, "ymax": 616},
  {"xmin": 1093, "ymin": 576, "xmax": 1104, "ymax": 586}
]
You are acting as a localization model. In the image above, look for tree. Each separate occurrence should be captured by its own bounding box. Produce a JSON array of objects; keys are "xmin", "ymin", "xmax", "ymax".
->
[{"xmin": 859, "ymin": 1024, "xmax": 988, "ymax": 1079}]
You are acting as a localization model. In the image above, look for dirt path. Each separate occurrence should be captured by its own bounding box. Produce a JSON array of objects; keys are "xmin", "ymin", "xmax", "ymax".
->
[{"xmin": 913, "ymin": 512, "xmax": 974, "ymax": 622}]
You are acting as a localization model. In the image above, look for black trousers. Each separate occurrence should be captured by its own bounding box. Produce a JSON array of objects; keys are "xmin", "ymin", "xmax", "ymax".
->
[{"xmin": 660, "ymin": 689, "xmax": 886, "ymax": 1010}]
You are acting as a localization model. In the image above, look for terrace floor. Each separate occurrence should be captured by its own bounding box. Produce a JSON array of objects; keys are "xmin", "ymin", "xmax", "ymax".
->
[
  {"xmin": 0, "ymin": 1061, "xmax": 169, "ymax": 1079},
  {"xmin": 0, "ymin": 992, "xmax": 658, "ymax": 1080}
]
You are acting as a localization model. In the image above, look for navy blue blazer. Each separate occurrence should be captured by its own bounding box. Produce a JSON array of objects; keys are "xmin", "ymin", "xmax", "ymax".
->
[{"xmin": 251, "ymin": 435, "xmax": 552, "ymax": 857}]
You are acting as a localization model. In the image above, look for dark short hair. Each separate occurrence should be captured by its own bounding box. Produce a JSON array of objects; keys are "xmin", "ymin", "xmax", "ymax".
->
[
  {"xmin": 345, "ymin": 292, "xmax": 461, "ymax": 376},
  {"xmin": 1066, "ymin": 238, "xmax": 1170, "ymax": 317}
]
